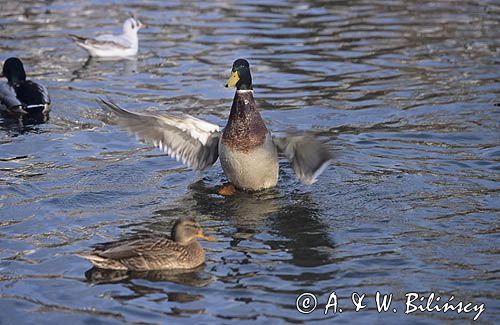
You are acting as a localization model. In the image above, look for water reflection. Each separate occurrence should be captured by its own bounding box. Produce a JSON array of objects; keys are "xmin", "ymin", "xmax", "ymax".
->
[
  {"xmin": 173, "ymin": 176, "xmax": 335, "ymax": 268},
  {"xmin": 70, "ymin": 56, "xmax": 139, "ymax": 82},
  {"xmin": 268, "ymin": 193, "xmax": 333, "ymax": 267},
  {"xmin": 0, "ymin": 110, "xmax": 49, "ymax": 127},
  {"xmin": 187, "ymin": 178, "xmax": 280, "ymax": 228},
  {"xmin": 0, "ymin": 116, "xmax": 47, "ymax": 135},
  {"xmin": 85, "ymin": 266, "xmax": 208, "ymax": 308},
  {"xmin": 85, "ymin": 264, "xmax": 212, "ymax": 288}
]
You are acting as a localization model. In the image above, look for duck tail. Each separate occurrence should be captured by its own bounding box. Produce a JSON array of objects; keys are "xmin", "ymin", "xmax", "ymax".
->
[{"xmin": 76, "ymin": 252, "xmax": 127, "ymax": 270}]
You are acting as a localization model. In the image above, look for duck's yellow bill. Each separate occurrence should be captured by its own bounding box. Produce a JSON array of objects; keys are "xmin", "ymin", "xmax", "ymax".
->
[
  {"xmin": 225, "ymin": 71, "xmax": 240, "ymax": 88},
  {"xmin": 196, "ymin": 229, "xmax": 217, "ymax": 241}
]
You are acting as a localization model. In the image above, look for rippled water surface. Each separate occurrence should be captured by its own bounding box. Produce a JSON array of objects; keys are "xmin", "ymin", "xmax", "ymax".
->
[{"xmin": 1, "ymin": 0, "xmax": 499, "ymax": 323}]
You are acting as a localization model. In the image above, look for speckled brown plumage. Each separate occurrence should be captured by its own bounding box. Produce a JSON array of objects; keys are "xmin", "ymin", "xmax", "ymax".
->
[
  {"xmin": 222, "ymin": 91, "xmax": 268, "ymax": 152},
  {"xmin": 77, "ymin": 218, "xmax": 215, "ymax": 271}
]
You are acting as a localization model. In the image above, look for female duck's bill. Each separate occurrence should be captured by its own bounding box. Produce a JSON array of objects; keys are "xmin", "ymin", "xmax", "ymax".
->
[
  {"xmin": 0, "ymin": 57, "xmax": 51, "ymax": 123},
  {"xmin": 76, "ymin": 217, "xmax": 216, "ymax": 271}
]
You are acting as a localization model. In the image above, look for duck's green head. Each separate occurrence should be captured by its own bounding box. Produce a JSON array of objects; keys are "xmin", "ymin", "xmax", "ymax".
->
[
  {"xmin": 225, "ymin": 59, "xmax": 253, "ymax": 90},
  {"xmin": 1, "ymin": 57, "xmax": 26, "ymax": 83}
]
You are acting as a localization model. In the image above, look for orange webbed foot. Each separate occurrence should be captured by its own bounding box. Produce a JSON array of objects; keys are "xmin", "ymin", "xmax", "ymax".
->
[{"xmin": 217, "ymin": 183, "xmax": 237, "ymax": 196}]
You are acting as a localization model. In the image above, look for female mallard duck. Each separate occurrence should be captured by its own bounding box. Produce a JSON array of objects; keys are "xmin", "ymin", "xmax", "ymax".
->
[
  {"xmin": 98, "ymin": 59, "xmax": 332, "ymax": 194},
  {"xmin": 0, "ymin": 57, "xmax": 51, "ymax": 121},
  {"xmin": 77, "ymin": 217, "xmax": 215, "ymax": 271},
  {"xmin": 69, "ymin": 17, "xmax": 144, "ymax": 57}
]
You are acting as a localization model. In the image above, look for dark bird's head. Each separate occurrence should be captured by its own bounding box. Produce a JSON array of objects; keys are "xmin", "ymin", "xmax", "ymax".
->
[
  {"xmin": 171, "ymin": 217, "xmax": 215, "ymax": 244},
  {"xmin": 225, "ymin": 58, "xmax": 253, "ymax": 90},
  {"xmin": 2, "ymin": 57, "xmax": 26, "ymax": 83}
]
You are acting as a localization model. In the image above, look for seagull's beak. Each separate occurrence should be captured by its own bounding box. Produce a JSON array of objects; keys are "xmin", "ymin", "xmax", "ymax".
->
[
  {"xmin": 225, "ymin": 71, "xmax": 239, "ymax": 88},
  {"xmin": 138, "ymin": 21, "xmax": 147, "ymax": 29},
  {"xmin": 195, "ymin": 228, "xmax": 216, "ymax": 241}
]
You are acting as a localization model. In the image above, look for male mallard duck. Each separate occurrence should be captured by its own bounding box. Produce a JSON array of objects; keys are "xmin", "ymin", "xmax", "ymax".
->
[
  {"xmin": 77, "ymin": 217, "xmax": 215, "ymax": 271},
  {"xmin": 69, "ymin": 17, "xmax": 144, "ymax": 57},
  {"xmin": 0, "ymin": 57, "xmax": 51, "ymax": 121},
  {"xmin": 98, "ymin": 59, "xmax": 332, "ymax": 193}
]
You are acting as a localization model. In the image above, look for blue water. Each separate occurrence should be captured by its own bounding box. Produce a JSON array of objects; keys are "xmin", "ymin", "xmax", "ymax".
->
[{"xmin": 1, "ymin": 0, "xmax": 499, "ymax": 323}]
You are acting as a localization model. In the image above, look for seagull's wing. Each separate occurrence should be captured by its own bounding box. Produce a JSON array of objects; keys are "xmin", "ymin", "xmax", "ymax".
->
[
  {"xmin": 98, "ymin": 98, "xmax": 221, "ymax": 170},
  {"xmin": 94, "ymin": 34, "xmax": 132, "ymax": 47},
  {"xmin": 69, "ymin": 34, "xmax": 130, "ymax": 51},
  {"xmin": 273, "ymin": 134, "xmax": 332, "ymax": 185}
]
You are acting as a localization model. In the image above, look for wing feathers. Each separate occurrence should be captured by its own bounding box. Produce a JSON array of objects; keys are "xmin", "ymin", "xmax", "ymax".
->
[
  {"xmin": 274, "ymin": 134, "xmax": 332, "ymax": 185},
  {"xmin": 69, "ymin": 34, "xmax": 130, "ymax": 50},
  {"xmin": 98, "ymin": 98, "xmax": 220, "ymax": 170}
]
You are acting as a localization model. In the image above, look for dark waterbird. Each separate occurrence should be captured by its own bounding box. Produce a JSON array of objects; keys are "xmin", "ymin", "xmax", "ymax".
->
[{"xmin": 0, "ymin": 57, "xmax": 51, "ymax": 123}]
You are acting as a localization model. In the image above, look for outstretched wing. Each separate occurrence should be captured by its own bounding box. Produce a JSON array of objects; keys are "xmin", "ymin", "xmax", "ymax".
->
[
  {"xmin": 273, "ymin": 134, "xmax": 332, "ymax": 185},
  {"xmin": 98, "ymin": 98, "xmax": 221, "ymax": 170}
]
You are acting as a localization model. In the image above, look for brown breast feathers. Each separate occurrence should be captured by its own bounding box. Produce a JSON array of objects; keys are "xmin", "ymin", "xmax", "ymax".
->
[{"xmin": 222, "ymin": 91, "xmax": 268, "ymax": 152}]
